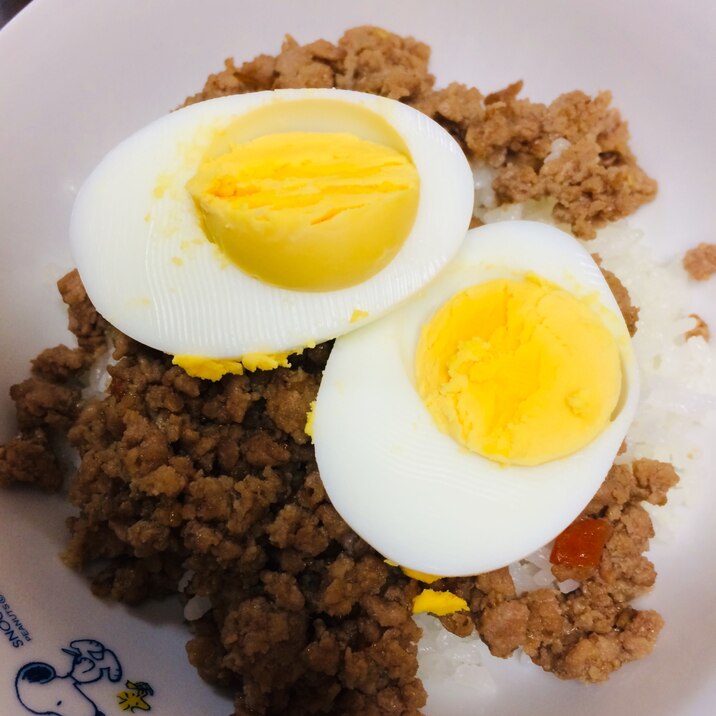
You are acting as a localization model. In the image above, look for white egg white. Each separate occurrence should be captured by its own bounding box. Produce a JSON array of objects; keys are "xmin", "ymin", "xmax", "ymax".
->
[
  {"xmin": 70, "ymin": 89, "xmax": 474, "ymax": 358},
  {"xmin": 313, "ymin": 221, "xmax": 640, "ymax": 576}
]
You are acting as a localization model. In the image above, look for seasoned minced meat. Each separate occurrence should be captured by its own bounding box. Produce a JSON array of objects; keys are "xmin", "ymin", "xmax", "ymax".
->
[
  {"xmin": 186, "ymin": 26, "xmax": 655, "ymax": 240},
  {"xmin": 0, "ymin": 26, "xmax": 673, "ymax": 716},
  {"xmin": 685, "ymin": 314, "xmax": 710, "ymax": 341},
  {"xmin": 0, "ymin": 428, "xmax": 64, "ymax": 491},
  {"xmin": 57, "ymin": 268, "xmax": 108, "ymax": 357},
  {"xmin": 602, "ymin": 267, "xmax": 640, "ymax": 337},
  {"xmin": 0, "ymin": 268, "xmax": 676, "ymax": 712},
  {"xmin": 683, "ymin": 242, "xmax": 716, "ymax": 281},
  {"xmin": 592, "ymin": 253, "xmax": 640, "ymax": 336},
  {"xmin": 9, "ymin": 376, "xmax": 80, "ymax": 431},
  {"xmin": 20, "ymin": 279, "xmax": 423, "ymax": 714}
]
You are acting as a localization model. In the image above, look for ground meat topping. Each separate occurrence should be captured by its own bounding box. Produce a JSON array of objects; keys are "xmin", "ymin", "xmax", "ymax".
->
[
  {"xmin": 31, "ymin": 344, "xmax": 89, "ymax": 381},
  {"xmin": 601, "ymin": 266, "xmax": 639, "ymax": 336},
  {"xmin": 10, "ymin": 376, "xmax": 80, "ymax": 431},
  {"xmin": 336, "ymin": 26, "xmax": 433, "ymax": 101},
  {"xmin": 0, "ymin": 428, "xmax": 64, "ymax": 492},
  {"xmin": 683, "ymin": 243, "xmax": 716, "ymax": 281},
  {"xmin": 591, "ymin": 253, "xmax": 640, "ymax": 336},
  {"xmin": 57, "ymin": 269, "xmax": 108, "ymax": 358},
  {"xmin": 478, "ymin": 600, "xmax": 529, "ymax": 657},
  {"xmin": 185, "ymin": 27, "xmax": 655, "ymax": 240},
  {"xmin": 683, "ymin": 242, "xmax": 716, "ymax": 281},
  {"xmin": 685, "ymin": 313, "xmax": 710, "ymax": 341},
  {"xmin": 3, "ymin": 297, "xmax": 423, "ymax": 713}
]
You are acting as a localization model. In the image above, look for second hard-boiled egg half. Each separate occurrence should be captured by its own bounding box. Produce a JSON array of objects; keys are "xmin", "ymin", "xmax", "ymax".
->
[
  {"xmin": 70, "ymin": 89, "xmax": 474, "ymax": 366},
  {"xmin": 312, "ymin": 221, "xmax": 639, "ymax": 577}
]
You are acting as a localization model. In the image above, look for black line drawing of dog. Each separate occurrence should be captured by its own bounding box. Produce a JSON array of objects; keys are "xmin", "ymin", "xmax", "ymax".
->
[{"xmin": 15, "ymin": 639, "xmax": 122, "ymax": 716}]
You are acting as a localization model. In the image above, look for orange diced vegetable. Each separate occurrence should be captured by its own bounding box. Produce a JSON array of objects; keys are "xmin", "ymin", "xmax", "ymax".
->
[{"xmin": 550, "ymin": 518, "xmax": 610, "ymax": 569}]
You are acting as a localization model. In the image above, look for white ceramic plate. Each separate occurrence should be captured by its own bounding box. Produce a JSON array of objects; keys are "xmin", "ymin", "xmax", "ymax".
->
[{"xmin": 1, "ymin": 1, "xmax": 714, "ymax": 715}]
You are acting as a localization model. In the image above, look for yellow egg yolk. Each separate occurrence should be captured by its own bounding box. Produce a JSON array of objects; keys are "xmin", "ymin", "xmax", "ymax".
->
[
  {"xmin": 304, "ymin": 400, "xmax": 316, "ymax": 440},
  {"xmin": 412, "ymin": 589, "xmax": 469, "ymax": 616},
  {"xmin": 384, "ymin": 559, "xmax": 442, "ymax": 584},
  {"xmin": 401, "ymin": 566, "xmax": 442, "ymax": 584},
  {"xmin": 187, "ymin": 131, "xmax": 419, "ymax": 291},
  {"xmin": 173, "ymin": 352, "xmax": 293, "ymax": 381},
  {"xmin": 415, "ymin": 277, "xmax": 622, "ymax": 466}
]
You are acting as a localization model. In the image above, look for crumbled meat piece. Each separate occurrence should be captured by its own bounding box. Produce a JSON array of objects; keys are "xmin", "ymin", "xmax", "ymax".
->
[
  {"xmin": 580, "ymin": 459, "xmax": 678, "ymax": 523},
  {"xmin": 337, "ymin": 26, "xmax": 433, "ymax": 101},
  {"xmin": 89, "ymin": 554, "xmax": 184, "ymax": 605},
  {"xmin": 186, "ymin": 616, "xmax": 238, "ymax": 687},
  {"xmin": 413, "ymin": 82, "xmax": 484, "ymax": 145},
  {"xmin": 591, "ymin": 253, "xmax": 640, "ymax": 335},
  {"xmin": 581, "ymin": 462, "xmax": 633, "ymax": 519},
  {"xmin": 685, "ymin": 313, "xmax": 710, "ymax": 341},
  {"xmin": 0, "ymin": 428, "xmax": 64, "ymax": 491},
  {"xmin": 31, "ymin": 344, "xmax": 88, "ymax": 380},
  {"xmin": 10, "ymin": 376, "xmax": 80, "ymax": 430},
  {"xmin": 57, "ymin": 269, "xmax": 108, "ymax": 357},
  {"xmin": 183, "ymin": 55, "xmax": 276, "ymax": 105},
  {"xmin": 631, "ymin": 458, "xmax": 680, "ymax": 507},
  {"xmin": 318, "ymin": 554, "xmax": 388, "ymax": 617},
  {"xmin": 475, "ymin": 567, "xmax": 517, "ymax": 607},
  {"xmin": 481, "ymin": 100, "xmax": 547, "ymax": 167},
  {"xmin": 438, "ymin": 611, "xmax": 474, "ymax": 637},
  {"xmin": 262, "ymin": 571, "xmax": 306, "ymax": 612},
  {"xmin": 273, "ymin": 35, "xmax": 339, "ymax": 89},
  {"xmin": 599, "ymin": 265, "xmax": 639, "ymax": 336},
  {"xmin": 541, "ymin": 134, "xmax": 656, "ymax": 239},
  {"xmin": 619, "ymin": 609, "xmax": 664, "ymax": 660},
  {"xmin": 422, "ymin": 82, "xmax": 485, "ymax": 123},
  {"xmin": 546, "ymin": 91, "xmax": 629, "ymax": 151},
  {"xmin": 484, "ymin": 80, "xmax": 524, "ymax": 106},
  {"xmin": 241, "ymin": 431, "xmax": 291, "ymax": 467},
  {"xmin": 266, "ymin": 503, "xmax": 330, "ymax": 557},
  {"xmin": 478, "ymin": 600, "xmax": 529, "ymax": 657},
  {"xmin": 683, "ymin": 243, "xmax": 716, "ymax": 280},
  {"xmin": 491, "ymin": 163, "xmax": 541, "ymax": 204},
  {"xmin": 264, "ymin": 368, "xmax": 319, "ymax": 444},
  {"xmin": 557, "ymin": 608, "xmax": 663, "ymax": 682},
  {"xmin": 551, "ymin": 562, "xmax": 596, "ymax": 584},
  {"xmin": 540, "ymin": 93, "xmax": 657, "ymax": 237},
  {"xmin": 521, "ymin": 588, "xmax": 567, "ymax": 658}
]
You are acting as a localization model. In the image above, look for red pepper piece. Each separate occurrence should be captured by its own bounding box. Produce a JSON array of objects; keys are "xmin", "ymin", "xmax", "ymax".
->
[{"xmin": 550, "ymin": 518, "xmax": 611, "ymax": 568}]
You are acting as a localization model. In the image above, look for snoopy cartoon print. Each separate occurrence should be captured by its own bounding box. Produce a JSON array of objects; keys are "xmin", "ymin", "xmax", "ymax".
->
[{"xmin": 15, "ymin": 639, "xmax": 122, "ymax": 716}]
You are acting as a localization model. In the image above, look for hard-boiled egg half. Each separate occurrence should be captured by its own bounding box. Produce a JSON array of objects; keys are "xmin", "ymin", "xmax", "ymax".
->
[
  {"xmin": 312, "ymin": 221, "xmax": 639, "ymax": 576},
  {"xmin": 70, "ymin": 89, "xmax": 474, "ymax": 374}
]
